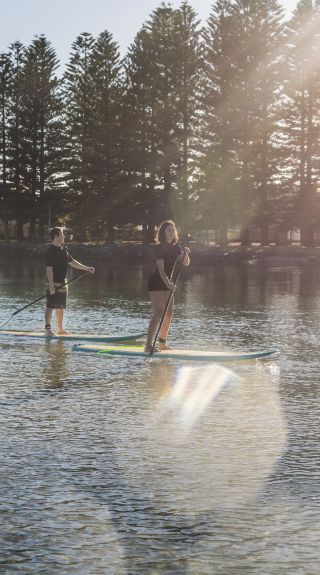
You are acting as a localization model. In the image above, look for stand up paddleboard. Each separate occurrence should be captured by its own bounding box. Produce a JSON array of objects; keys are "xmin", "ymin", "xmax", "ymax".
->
[
  {"xmin": 0, "ymin": 330, "xmax": 146, "ymax": 343},
  {"xmin": 72, "ymin": 343, "xmax": 278, "ymax": 362}
]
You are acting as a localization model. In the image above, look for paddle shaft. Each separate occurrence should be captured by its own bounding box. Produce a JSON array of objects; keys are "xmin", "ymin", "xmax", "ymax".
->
[
  {"xmin": 149, "ymin": 250, "xmax": 186, "ymax": 358},
  {"xmin": 0, "ymin": 270, "xmax": 91, "ymax": 328}
]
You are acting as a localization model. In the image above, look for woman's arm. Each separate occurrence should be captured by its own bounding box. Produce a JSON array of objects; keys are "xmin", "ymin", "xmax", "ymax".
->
[{"xmin": 179, "ymin": 247, "xmax": 190, "ymax": 267}]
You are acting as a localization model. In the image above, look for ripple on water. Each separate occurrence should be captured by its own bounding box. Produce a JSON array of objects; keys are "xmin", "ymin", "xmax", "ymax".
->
[{"xmin": 1, "ymin": 261, "xmax": 320, "ymax": 574}]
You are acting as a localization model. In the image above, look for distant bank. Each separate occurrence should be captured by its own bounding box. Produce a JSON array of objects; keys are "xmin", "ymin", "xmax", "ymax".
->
[{"xmin": 1, "ymin": 241, "xmax": 320, "ymax": 265}]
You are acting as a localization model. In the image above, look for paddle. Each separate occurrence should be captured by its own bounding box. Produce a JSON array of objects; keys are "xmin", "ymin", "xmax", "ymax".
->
[
  {"xmin": 149, "ymin": 250, "xmax": 187, "ymax": 359},
  {"xmin": 0, "ymin": 270, "xmax": 91, "ymax": 329}
]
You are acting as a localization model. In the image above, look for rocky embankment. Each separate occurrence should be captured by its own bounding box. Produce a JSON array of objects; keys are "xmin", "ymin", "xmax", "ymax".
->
[{"xmin": 1, "ymin": 241, "xmax": 320, "ymax": 265}]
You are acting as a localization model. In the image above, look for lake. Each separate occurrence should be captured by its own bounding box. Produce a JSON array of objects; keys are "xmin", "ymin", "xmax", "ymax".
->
[{"xmin": 0, "ymin": 256, "xmax": 319, "ymax": 574}]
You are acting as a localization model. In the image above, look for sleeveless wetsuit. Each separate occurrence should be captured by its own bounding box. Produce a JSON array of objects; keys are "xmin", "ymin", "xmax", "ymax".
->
[{"xmin": 148, "ymin": 243, "xmax": 182, "ymax": 291}]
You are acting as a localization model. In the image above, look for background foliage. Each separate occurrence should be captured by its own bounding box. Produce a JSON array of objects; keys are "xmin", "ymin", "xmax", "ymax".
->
[{"xmin": 1, "ymin": 1, "xmax": 320, "ymax": 244}]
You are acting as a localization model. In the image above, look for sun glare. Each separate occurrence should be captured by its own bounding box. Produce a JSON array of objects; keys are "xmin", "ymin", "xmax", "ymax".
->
[{"xmin": 166, "ymin": 364, "xmax": 238, "ymax": 432}]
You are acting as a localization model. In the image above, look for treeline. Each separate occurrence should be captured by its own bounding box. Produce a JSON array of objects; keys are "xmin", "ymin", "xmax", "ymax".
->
[{"xmin": 1, "ymin": 0, "xmax": 320, "ymax": 245}]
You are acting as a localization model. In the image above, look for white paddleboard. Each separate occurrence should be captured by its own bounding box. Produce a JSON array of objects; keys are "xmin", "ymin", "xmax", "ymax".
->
[
  {"xmin": 72, "ymin": 343, "xmax": 278, "ymax": 362},
  {"xmin": 0, "ymin": 330, "xmax": 146, "ymax": 343}
]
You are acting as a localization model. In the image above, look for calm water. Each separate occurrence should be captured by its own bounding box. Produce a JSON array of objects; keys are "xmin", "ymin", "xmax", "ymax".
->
[{"xmin": 0, "ymin": 256, "xmax": 319, "ymax": 575}]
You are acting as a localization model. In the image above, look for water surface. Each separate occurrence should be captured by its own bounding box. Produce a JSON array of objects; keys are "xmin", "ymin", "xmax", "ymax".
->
[{"xmin": 0, "ymin": 257, "xmax": 319, "ymax": 574}]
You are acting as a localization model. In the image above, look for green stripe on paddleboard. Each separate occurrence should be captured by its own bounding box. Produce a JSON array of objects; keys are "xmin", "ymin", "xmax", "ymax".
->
[{"xmin": 72, "ymin": 344, "xmax": 278, "ymax": 362}]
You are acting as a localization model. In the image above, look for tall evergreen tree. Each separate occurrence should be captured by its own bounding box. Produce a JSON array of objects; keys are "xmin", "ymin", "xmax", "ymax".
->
[
  {"xmin": 123, "ymin": 2, "xmax": 203, "ymax": 240},
  {"xmin": 123, "ymin": 26, "xmax": 160, "ymax": 241},
  {"xmin": 20, "ymin": 36, "xmax": 63, "ymax": 238},
  {"xmin": 64, "ymin": 32, "xmax": 95, "ymax": 236},
  {"xmin": 245, "ymin": 0, "xmax": 285, "ymax": 244},
  {"xmin": 6, "ymin": 42, "xmax": 27, "ymax": 239},
  {"xmin": 90, "ymin": 30, "xmax": 123, "ymax": 241},
  {"xmin": 147, "ymin": 3, "xmax": 179, "ymax": 220},
  {"xmin": 171, "ymin": 1, "xmax": 203, "ymax": 228},
  {"xmin": 202, "ymin": 0, "xmax": 239, "ymax": 241},
  {"xmin": 203, "ymin": 0, "xmax": 285, "ymax": 244},
  {"xmin": 0, "ymin": 52, "xmax": 12, "ymax": 239},
  {"xmin": 284, "ymin": 0, "xmax": 320, "ymax": 246}
]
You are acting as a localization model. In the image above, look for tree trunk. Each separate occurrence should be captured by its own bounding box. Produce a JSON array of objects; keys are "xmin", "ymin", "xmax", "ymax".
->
[
  {"xmin": 16, "ymin": 217, "xmax": 24, "ymax": 241},
  {"xmin": 106, "ymin": 221, "xmax": 115, "ymax": 243},
  {"xmin": 38, "ymin": 220, "xmax": 46, "ymax": 242},
  {"xmin": 300, "ymin": 84, "xmax": 314, "ymax": 247},
  {"xmin": 3, "ymin": 215, "xmax": 9, "ymax": 241},
  {"xmin": 260, "ymin": 223, "xmax": 269, "ymax": 246},
  {"xmin": 29, "ymin": 217, "xmax": 36, "ymax": 240},
  {"xmin": 240, "ymin": 225, "xmax": 250, "ymax": 246},
  {"xmin": 300, "ymin": 198, "xmax": 313, "ymax": 246},
  {"xmin": 143, "ymin": 223, "xmax": 155, "ymax": 244},
  {"xmin": 217, "ymin": 224, "xmax": 228, "ymax": 244}
]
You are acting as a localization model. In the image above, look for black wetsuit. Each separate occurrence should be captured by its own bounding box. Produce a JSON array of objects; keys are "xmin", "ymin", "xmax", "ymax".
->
[
  {"xmin": 45, "ymin": 245, "xmax": 73, "ymax": 309},
  {"xmin": 148, "ymin": 243, "xmax": 182, "ymax": 291}
]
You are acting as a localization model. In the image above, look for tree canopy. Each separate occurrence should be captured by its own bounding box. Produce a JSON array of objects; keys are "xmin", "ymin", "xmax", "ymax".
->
[{"xmin": 1, "ymin": 1, "xmax": 320, "ymax": 245}]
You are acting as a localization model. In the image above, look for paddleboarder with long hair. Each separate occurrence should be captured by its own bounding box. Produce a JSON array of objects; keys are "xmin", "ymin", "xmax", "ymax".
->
[{"xmin": 144, "ymin": 220, "xmax": 190, "ymax": 353}]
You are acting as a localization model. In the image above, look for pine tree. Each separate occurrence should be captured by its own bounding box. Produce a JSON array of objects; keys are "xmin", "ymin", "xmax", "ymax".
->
[
  {"xmin": 123, "ymin": 26, "xmax": 160, "ymax": 242},
  {"xmin": 64, "ymin": 33, "xmax": 96, "ymax": 238},
  {"xmin": 19, "ymin": 36, "xmax": 63, "ymax": 239},
  {"xmin": 6, "ymin": 42, "xmax": 27, "ymax": 239},
  {"xmin": 146, "ymin": 3, "xmax": 179, "ymax": 221},
  {"xmin": 237, "ymin": 0, "xmax": 285, "ymax": 245},
  {"xmin": 123, "ymin": 2, "xmax": 203, "ymax": 241},
  {"xmin": 90, "ymin": 30, "xmax": 123, "ymax": 241},
  {"xmin": 202, "ymin": 0, "xmax": 239, "ymax": 241},
  {"xmin": 203, "ymin": 0, "xmax": 285, "ymax": 244},
  {"xmin": 0, "ymin": 52, "xmax": 12, "ymax": 239},
  {"xmin": 171, "ymin": 1, "xmax": 203, "ymax": 229},
  {"xmin": 283, "ymin": 0, "xmax": 320, "ymax": 246}
]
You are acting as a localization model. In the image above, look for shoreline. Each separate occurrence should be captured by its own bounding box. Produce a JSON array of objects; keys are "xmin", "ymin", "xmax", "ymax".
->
[{"xmin": 1, "ymin": 241, "xmax": 320, "ymax": 265}]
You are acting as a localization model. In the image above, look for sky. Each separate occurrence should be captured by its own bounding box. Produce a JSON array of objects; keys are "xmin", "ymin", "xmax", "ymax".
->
[{"xmin": 0, "ymin": 0, "xmax": 299, "ymax": 68}]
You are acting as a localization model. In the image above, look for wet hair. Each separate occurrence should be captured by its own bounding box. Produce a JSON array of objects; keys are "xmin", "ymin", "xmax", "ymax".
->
[
  {"xmin": 155, "ymin": 220, "xmax": 178, "ymax": 244},
  {"xmin": 49, "ymin": 227, "xmax": 62, "ymax": 241}
]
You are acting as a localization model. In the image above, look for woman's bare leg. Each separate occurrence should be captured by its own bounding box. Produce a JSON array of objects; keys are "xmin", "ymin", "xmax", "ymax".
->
[
  {"xmin": 145, "ymin": 291, "xmax": 169, "ymax": 351},
  {"xmin": 158, "ymin": 293, "xmax": 173, "ymax": 349}
]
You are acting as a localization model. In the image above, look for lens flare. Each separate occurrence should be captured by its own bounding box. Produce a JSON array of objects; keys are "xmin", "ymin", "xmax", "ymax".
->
[
  {"xmin": 164, "ymin": 364, "xmax": 239, "ymax": 431},
  {"xmin": 123, "ymin": 363, "xmax": 288, "ymax": 513}
]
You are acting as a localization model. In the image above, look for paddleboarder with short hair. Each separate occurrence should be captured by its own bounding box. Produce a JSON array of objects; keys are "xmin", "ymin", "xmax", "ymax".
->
[
  {"xmin": 144, "ymin": 220, "xmax": 190, "ymax": 352},
  {"xmin": 45, "ymin": 227, "xmax": 95, "ymax": 336}
]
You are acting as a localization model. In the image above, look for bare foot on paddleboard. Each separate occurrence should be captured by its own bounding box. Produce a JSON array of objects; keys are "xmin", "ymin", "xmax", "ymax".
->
[
  {"xmin": 158, "ymin": 343, "xmax": 172, "ymax": 351},
  {"xmin": 56, "ymin": 330, "xmax": 70, "ymax": 335}
]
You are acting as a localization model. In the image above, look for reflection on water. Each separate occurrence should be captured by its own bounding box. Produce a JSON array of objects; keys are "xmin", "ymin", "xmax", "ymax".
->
[
  {"xmin": 42, "ymin": 340, "xmax": 69, "ymax": 389},
  {"xmin": 162, "ymin": 364, "xmax": 239, "ymax": 432},
  {"xmin": 0, "ymin": 257, "xmax": 320, "ymax": 574},
  {"xmin": 123, "ymin": 363, "xmax": 286, "ymax": 515}
]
